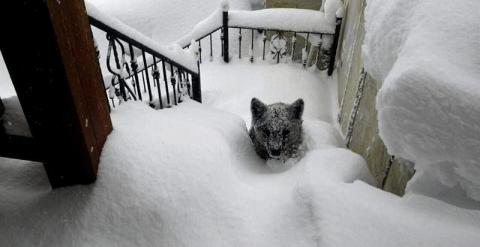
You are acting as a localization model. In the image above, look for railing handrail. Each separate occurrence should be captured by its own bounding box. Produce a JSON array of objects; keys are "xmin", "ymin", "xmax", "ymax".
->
[
  {"xmin": 175, "ymin": 1, "xmax": 344, "ymax": 75},
  {"xmin": 176, "ymin": 6, "xmax": 342, "ymax": 48},
  {"xmin": 86, "ymin": 3, "xmax": 199, "ymax": 76},
  {"xmin": 86, "ymin": 3, "xmax": 202, "ymax": 108},
  {"xmin": 181, "ymin": 27, "xmax": 222, "ymax": 49},
  {"xmin": 227, "ymin": 26, "xmax": 330, "ymax": 35},
  {"xmin": 228, "ymin": 8, "xmax": 337, "ymax": 34}
]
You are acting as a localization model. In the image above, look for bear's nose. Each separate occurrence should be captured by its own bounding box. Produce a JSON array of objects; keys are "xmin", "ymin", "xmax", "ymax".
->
[{"xmin": 270, "ymin": 149, "xmax": 281, "ymax": 157}]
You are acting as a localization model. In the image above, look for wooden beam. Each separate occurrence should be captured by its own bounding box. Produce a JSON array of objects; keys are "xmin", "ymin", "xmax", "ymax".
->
[
  {"xmin": 0, "ymin": 135, "xmax": 44, "ymax": 162},
  {"xmin": 1, "ymin": 0, "xmax": 112, "ymax": 188}
]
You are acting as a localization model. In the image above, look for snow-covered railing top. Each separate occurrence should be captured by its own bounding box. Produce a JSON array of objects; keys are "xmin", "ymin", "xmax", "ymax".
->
[
  {"xmin": 176, "ymin": 0, "xmax": 345, "ymax": 48},
  {"xmin": 229, "ymin": 8, "xmax": 337, "ymax": 33},
  {"xmin": 86, "ymin": 3, "xmax": 198, "ymax": 74},
  {"xmin": 176, "ymin": 0, "xmax": 344, "ymax": 76}
]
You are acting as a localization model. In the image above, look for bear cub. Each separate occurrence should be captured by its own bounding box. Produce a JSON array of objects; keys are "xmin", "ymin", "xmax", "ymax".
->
[{"xmin": 249, "ymin": 98, "xmax": 304, "ymax": 162}]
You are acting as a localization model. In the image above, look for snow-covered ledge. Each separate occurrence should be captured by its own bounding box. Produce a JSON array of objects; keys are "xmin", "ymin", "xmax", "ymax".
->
[{"xmin": 363, "ymin": 0, "xmax": 480, "ymax": 204}]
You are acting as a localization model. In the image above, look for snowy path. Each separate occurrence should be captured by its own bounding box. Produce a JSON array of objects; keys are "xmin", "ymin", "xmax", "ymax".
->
[
  {"xmin": 201, "ymin": 60, "xmax": 338, "ymax": 125},
  {"xmin": 1, "ymin": 61, "xmax": 480, "ymax": 246}
]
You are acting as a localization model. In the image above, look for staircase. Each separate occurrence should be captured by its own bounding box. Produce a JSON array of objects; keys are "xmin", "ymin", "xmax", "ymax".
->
[{"xmin": 87, "ymin": 1, "xmax": 344, "ymax": 111}]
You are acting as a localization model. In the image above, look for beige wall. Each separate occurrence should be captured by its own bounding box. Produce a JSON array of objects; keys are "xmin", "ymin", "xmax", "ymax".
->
[
  {"xmin": 266, "ymin": 0, "xmax": 322, "ymax": 9},
  {"xmin": 335, "ymin": 0, "xmax": 414, "ymax": 195}
]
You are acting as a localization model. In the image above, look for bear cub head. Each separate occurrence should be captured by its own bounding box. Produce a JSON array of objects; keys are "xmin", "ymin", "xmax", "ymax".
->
[{"xmin": 249, "ymin": 98, "xmax": 304, "ymax": 161}]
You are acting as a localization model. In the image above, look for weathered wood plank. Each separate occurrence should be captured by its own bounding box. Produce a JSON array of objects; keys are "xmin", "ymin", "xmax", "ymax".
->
[{"xmin": 1, "ymin": 0, "xmax": 112, "ymax": 188}]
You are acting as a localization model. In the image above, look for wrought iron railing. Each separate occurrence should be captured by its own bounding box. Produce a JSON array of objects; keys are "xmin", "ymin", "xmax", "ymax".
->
[
  {"xmin": 179, "ymin": 6, "xmax": 343, "ymax": 75},
  {"xmin": 87, "ymin": 5, "xmax": 201, "ymax": 110},
  {"xmin": 87, "ymin": 3, "xmax": 343, "ymax": 111}
]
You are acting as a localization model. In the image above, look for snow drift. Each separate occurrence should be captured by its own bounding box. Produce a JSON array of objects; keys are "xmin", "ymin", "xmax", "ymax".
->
[
  {"xmin": 363, "ymin": 0, "xmax": 480, "ymax": 203},
  {"xmin": 1, "ymin": 57, "xmax": 480, "ymax": 246},
  {"xmin": 2, "ymin": 100, "xmax": 479, "ymax": 247},
  {"xmin": 0, "ymin": 101, "xmax": 366, "ymax": 247}
]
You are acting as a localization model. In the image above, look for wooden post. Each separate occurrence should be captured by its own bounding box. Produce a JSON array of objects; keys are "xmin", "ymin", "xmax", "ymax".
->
[
  {"xmin": 328, "ymin": 17, "xmax": 342, "ymax": 76},
  {"xmin": 1, "ymin": 0, "xmax": 112, "ymax": 188}
]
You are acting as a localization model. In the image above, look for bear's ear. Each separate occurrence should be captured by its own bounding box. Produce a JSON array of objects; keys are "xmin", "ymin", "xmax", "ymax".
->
[
  {"xmin": 290, "ymin": 98, "xmax": 304, "ymax": 120},
  {"xmin": 251, "ymin": 98, "xmax": 267, "ymax": 120}
]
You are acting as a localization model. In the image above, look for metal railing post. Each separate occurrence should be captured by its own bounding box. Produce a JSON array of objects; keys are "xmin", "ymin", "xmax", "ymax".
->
[
  {"xmin": 192, "ymin": 61, "xmax": 202, "ymax": 103},
  {"xmin": 222, "ymin": 2, "xmax": 230, "ymax": 63},
  {"xmin": 327, "ymin": 17, "xmax": 342, "ymax": 76}
]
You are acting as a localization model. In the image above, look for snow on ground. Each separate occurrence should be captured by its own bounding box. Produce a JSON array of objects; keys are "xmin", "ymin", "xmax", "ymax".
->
[
  {"xmin": 201, "ymin": 59, "xmax": 339, "ymax": 125},
  {"xmin": 0, "ymin": 100, "xmax": 351, "ymax": 246},
  {"xmin": 363, "ymin": 0, "xmax": 480, "ymax": 206},
  {"xmin": 1, "ymin": 60, "xmax": 480, "ymax": 246},
  {"xmin": 1, "ymin": 0, "xmax": 480, "ymax": 245}
]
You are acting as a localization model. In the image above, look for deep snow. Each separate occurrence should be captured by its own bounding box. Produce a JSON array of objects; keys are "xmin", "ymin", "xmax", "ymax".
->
[
  {"xmin": 1, "ymin": 0, "xmax": 480, "ymax": 245},
  {"xmin": 1, "ymin": 61, "xmax": 480, "ymax": 246},
  {"xmin": 201, "ymin": 60, "xmax": 339, "ymax": 125}
]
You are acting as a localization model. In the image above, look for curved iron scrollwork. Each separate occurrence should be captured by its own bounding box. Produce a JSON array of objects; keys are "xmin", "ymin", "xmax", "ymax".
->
[
  {"xmin": 270, "ymin": 31, "xmax": 288, "ymax": 63},
  {"xmin": 105, "ymin": 34, "xmax": 136, "ymax": 104},
  {"xmin": 89, "ymin": 14, "xmax": 202, "ymax": 110}
]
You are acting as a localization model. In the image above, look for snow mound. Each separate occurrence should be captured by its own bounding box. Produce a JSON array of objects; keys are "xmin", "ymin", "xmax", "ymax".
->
[
  {"xmin": 363, "ymin": 0, "xmax": 480, "ymax": 204},
  {"xmin": 0, "ymin": 101, "xmax": 366, "ymax": 246}
]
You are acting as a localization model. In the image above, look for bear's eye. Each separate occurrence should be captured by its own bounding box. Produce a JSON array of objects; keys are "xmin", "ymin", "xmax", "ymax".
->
[
  {"xmin": 263, "ymin": 129, "xmax": 270, "ymax": 137},
  {"xmin": 282, "ymin": 129, "xmax": 290, "ymax": 137}
]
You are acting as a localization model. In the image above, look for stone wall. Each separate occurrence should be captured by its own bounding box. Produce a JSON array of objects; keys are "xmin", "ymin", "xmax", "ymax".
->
[{"xmin": 335, "ymin": 0, "xmax": 414, "ymax": 195}]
